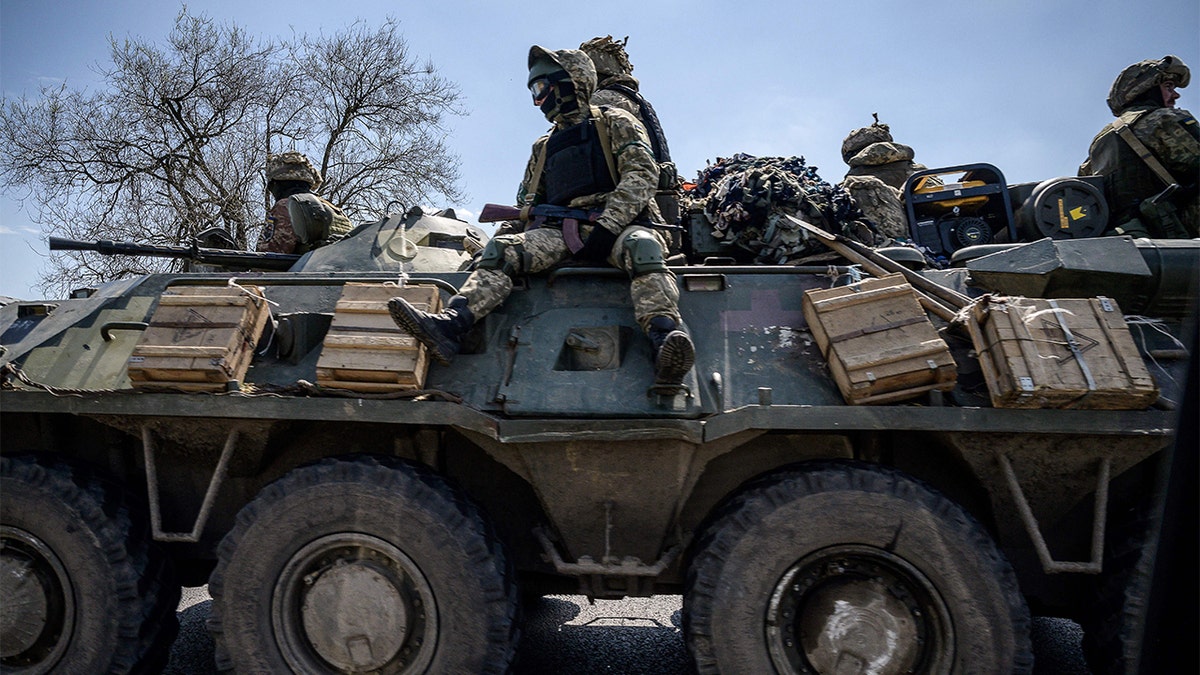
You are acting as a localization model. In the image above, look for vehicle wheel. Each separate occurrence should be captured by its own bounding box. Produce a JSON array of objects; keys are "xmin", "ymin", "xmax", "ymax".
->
[
  {"xmin": 0, "ymin": 454, "xmax": 180, "ymax": 674},
  {"xmin": 684, "ymin": 460, "xmax": 1033, "ymax": 674},
  {"xmin": 208, "ymin": 455, "xmax": 518, "ymax": 674},
  {"xmin": 1080, "ymin": 498, "xmax": 1157, "ymax": 674}
]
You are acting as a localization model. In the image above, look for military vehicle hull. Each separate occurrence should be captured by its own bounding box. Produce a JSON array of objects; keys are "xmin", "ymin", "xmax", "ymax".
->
[{"xmin": 1, "ymin": 226, "xmax": 1194, "ymax": 673}]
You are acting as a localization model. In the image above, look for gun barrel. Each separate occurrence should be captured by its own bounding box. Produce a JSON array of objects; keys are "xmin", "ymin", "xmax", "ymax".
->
[
  {"xmin": 48, "ymin": 237, "xmax": 300, "ymax": 271},
  {"xmin": 48, "ymin": 237, "xmax": 89, "ymax": 251}
]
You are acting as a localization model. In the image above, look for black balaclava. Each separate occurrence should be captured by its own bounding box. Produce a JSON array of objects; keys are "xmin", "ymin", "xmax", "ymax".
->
[
  {"xmin": 529, "ymin": 57, "xmax": 579, "ymax": 123},
  {"xmin": 269, "ymin": 180, "xmax": 314, "ymax": 202}
]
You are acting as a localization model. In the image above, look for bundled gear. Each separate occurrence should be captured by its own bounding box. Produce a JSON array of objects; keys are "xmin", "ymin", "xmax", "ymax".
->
[
  {"xmin": 840, "ymin": 174, "xmax": 909, "ymax": 239},
  {"xmin": 839, "ymin": 114, "xmax": 930, "ymax": 191},
  {"xmin": 683, "ymin": 154, "xmax": 880, "ymax": 265},
  {"xmin": 1080, "ymin": 55, "xmax": 1199, "ymax": 238},
  {"xmin": 837, "ymin": 115, "xmax": 936, "ymax": 241}
]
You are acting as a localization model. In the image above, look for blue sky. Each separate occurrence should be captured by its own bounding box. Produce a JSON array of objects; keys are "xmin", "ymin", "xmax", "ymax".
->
[{"xmin": 2, "ymin": 0, "xmax": 1198, "ymax": 299}]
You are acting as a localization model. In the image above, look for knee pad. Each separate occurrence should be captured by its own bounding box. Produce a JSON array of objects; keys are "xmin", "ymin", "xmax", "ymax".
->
[
  {"xmin": 622, "ymin": 230, "xmax": 668, "ymax": 277},
  {"xmin": 477, "ymin": 235, "xmax": 529, "ymax": 276}
]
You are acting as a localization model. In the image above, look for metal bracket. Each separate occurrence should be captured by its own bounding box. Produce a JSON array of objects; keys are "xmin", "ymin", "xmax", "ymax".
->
[
  {"xmin": 533, "ymin": 526, "xmax": 679, "ymax": 581},
  {"xmin": 142, "ymin": 425, "xmax": 238, "ymax": 543},
  {"xmin": 998, "ymin": 453, "xmax": 1110, "ymax": 574}
]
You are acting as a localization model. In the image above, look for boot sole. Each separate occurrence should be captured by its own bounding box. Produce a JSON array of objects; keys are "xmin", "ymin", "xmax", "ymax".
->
[
  {"xmin": 655, "ymin": 331, "xmax": 695, "ymax": 384},
  {"xmin": 388, "ymin": 298, "xmax": 454, "ymax": 365}
]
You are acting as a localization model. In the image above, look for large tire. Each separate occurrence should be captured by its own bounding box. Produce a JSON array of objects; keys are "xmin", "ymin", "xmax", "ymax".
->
[
  {"xmin": 684, "ymin": 460, "xmax": 1033, "ymax": 674},
  {"xmin": 1080, "ymin": 498, "xmax": 1157, "ymax": 675},
  {"xmin": 0, "ymin": 454, "xmax": 180, "ymax": 674},
  {"xmin": 208, "ymin": 455, "xmax": 518, "ymax": 674}
]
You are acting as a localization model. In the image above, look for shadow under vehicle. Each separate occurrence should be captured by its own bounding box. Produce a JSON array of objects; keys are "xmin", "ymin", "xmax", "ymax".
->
[{"xmin": 1, "ymin": 191, "xmax": 1195, "ymax": 673}]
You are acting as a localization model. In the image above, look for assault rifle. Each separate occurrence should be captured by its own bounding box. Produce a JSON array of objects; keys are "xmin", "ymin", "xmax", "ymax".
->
[
  {"xmin": 49, "ymin": 237, "xmax": 301, "ymax": 272},
  {"xmin": 477, "ymin": 203, "xmax": 603, "ymax": 225},
  {"xmin": 478, "ymin": 203, "xmax": 606, "ymax": 253}
]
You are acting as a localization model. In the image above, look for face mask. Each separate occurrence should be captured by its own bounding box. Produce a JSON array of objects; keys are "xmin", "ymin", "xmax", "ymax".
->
[{"xmin": 531, "ymin": 70, "xmax": 578, "ymax": 122}]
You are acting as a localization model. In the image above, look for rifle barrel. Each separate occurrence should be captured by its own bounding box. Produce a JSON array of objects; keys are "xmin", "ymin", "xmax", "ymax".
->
[{"xmin": 48, "ymin": 237, "xmax": 300, "ymax": 271}]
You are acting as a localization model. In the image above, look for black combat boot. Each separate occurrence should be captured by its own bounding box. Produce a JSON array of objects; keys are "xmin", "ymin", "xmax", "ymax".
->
[
  {"xmin": 647, "ymin": 316, "xmax": 695, "ymax": 385},
  {"xmin": 388, "ymin": 294, "xmax": 474, "ymax": 365}
]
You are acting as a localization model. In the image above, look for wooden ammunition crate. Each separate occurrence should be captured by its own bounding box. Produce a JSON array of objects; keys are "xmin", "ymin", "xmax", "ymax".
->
[
  {"xmin": 966, "ymin": 295, "xmax": 1158, "ymax": 409},
  {"xmin": 802, "ymin": 273, "xmax": 956, "ymax": 405},
  {"xmin": 128, "ymin": 285, "xmax": 270, "ymax": 391},
  {"xmin": 315, "ymin": 283, "xmax": 441, "ymax": 392}
]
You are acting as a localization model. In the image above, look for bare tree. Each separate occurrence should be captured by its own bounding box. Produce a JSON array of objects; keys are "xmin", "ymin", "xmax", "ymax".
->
[{"xmin": 0, "ymin": 9, "xmax": 463, "ymax": 295}]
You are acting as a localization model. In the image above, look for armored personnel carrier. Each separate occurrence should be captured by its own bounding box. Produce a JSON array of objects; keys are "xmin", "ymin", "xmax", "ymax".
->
[{"xmin": 0, "ymin": 190, "xmax": 1195, "ymax": 673}]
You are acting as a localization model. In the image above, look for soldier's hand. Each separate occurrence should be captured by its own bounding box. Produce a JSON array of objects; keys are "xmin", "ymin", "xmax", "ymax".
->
[{"xmin": 576, "ymin": 224, "xmax": 619, "ymax": 262}]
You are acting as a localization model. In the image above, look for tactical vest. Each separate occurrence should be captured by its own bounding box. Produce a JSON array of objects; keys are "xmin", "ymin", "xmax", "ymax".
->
[
  {"xmin": 600, "ymin": 84, "xmax": 681, "ymax": 224},
  {"xmin": 543, "ymin": 117, "xmax": 617, "ymax": 206},
  {"xmin": 600, "ymin": 83, "xmax": 671, "ymax": 164},
  {"xmin": 1082, "ymin": 109, "xmax": 1169, "ymax": 227}
]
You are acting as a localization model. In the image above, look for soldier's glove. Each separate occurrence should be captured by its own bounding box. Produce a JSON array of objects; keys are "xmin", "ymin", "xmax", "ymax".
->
[{"xmin": 576, "ymin": 224, "xmax": 619, "ymax": 262}]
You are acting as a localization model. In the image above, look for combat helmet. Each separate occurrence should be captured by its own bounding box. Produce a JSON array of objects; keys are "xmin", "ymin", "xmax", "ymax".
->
[
  {"xmin": 580, "ymin": 35, "xmax": 633, "ymax": 79},
  {"xmin": 267, "ymin": 151, "xmax": 323, "ymax": 190},
  {"xmin": 841, "ymin": 114, "xmax": 894, "ymax": 164},
  {"xmin": 528, "ymin": 46, "xmax": 597, "ymax": 100},
  {"xmin": 1107, "ymin": 55, "xmax": 1191, "ymax": 115}
]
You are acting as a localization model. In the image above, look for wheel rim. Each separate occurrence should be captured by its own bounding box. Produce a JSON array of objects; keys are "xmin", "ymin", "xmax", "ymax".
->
[
  {"xmin": 272, "ymin": 533, "xmax": 437, "ymax": 674},
  {"xmin": 766, "ymin": 544, "xmax": 953, "ymax": 675},
  {"xmin": 0, "ymin": 526, "xmax": 75, "ymax": 673}
]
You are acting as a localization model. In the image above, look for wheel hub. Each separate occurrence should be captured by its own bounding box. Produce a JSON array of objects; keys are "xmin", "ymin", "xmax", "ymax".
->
[
  {"xmin": 766, "ymin": 545, "xmax": 952, "ymax": 675},
  {"xmin": 301, "ymin": 560, "xmax": 408, "ymax": 670},
  {"xmin": 0, "ymin": 526, "xmax": 73, "ymax": 672},
  {"xmin": 274, "ymin": 533, "xmax": 436, "ymax": 674}
]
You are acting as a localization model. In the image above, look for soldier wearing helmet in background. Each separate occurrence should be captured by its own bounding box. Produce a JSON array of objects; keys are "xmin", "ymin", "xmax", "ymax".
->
[
  {"xmin": 388, "ymin": 45, "xmax": 695, "ymax": 387},
  {"xmin": 1080, "ymin": 55, "xmax": 1199, "ymax": 238},
  {"xmin": 837, "ymin": 114, "xmax": 930, "ymax": 240},
  {"xmin": 581, "ymin": 35, "xmax": 681, "ymax": 227},
  {"xmin": 257, "ymin": 152, "xmax": 354, "ymax": 254}
]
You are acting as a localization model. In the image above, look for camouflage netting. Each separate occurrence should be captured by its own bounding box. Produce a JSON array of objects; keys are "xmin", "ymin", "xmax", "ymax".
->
[{"xmin": 683, "ymin": 154, "xmax": 882, "ymax": 264}]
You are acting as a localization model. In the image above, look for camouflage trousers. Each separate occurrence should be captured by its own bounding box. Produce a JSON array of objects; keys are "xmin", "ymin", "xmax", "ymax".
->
[{"xmin": 458, "ymin": 224, "xmax": 681, "ymax": 332}]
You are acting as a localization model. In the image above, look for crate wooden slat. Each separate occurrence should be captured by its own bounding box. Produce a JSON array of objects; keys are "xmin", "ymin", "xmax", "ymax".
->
[
  {"xmin": 128, "ymin": 285, "xmax": 270, "ymax": 390},
  {"xmin": 967, "ymin": 295, "xmax": 1158, "ymax": 409},
  {"xmin": 315, "ymin": 283, "xmax": 441, "ymax": 391},
  {"xmin": 802, "ymin": 273, "xmax": 957, "ymax": 405}
]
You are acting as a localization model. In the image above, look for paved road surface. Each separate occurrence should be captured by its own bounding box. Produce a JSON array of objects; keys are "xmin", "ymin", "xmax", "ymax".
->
[{"xmin": 165, "ymin": 587, "xmax": 1092, "ymax": 673}]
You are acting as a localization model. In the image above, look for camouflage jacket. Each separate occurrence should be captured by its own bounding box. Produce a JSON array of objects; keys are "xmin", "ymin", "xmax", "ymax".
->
[
  {"xmin": 1081, "ymin": 105, "xmax": 1199, "ymax": 231},
  {"xmin": 517, "ymin": 105, "xmax": 662, "ymax": 235},
  {"xmin": 592, "ymin": 73, "xmax": 642, "ymax": 118},
  {"xmin": 257, "ymin": 195, "xmax": 354, "ymax": 254}
]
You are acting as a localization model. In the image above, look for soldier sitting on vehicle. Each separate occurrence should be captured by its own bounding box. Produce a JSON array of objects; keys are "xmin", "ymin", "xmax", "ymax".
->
[
  {"xmin": 1079, "ymin": 55, "xmax": 1199, "ymax": 238},
  {"xmin": 257, "ymin": 152, "xmax": 354, "ymax": 254},
  {"xmin": 580, "ymin": 35, "xmax": 681, "ymax": 227},
  {"xmin": 388, "ymin": 45, "xmax": 695, "ymax": 386}
]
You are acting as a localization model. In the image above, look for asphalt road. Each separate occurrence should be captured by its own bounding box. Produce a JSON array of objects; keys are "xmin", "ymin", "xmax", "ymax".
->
[{"xmin": 164, "ymin": 587, "xmax": 1093, "ymax": 674}]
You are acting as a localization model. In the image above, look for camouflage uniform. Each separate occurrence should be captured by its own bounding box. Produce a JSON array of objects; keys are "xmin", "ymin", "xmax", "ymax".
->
[
  {"xmin": 581, "ymin": 36, "xmax": 641, "ymax": 118},
  {"xmin": 460, "ymin": 46, "xmax": 679, "ymax": 332},
  {"xmin": 1079, "ymin": 56, "xmax": 1199, "ymax": 238},
  {"xmin": 580, "ymin": 35, "xmax": 680, "ymax": 227},
  {"xmin": 257, "ymin": 152, "xmax": 354, "ymax": 254}
]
